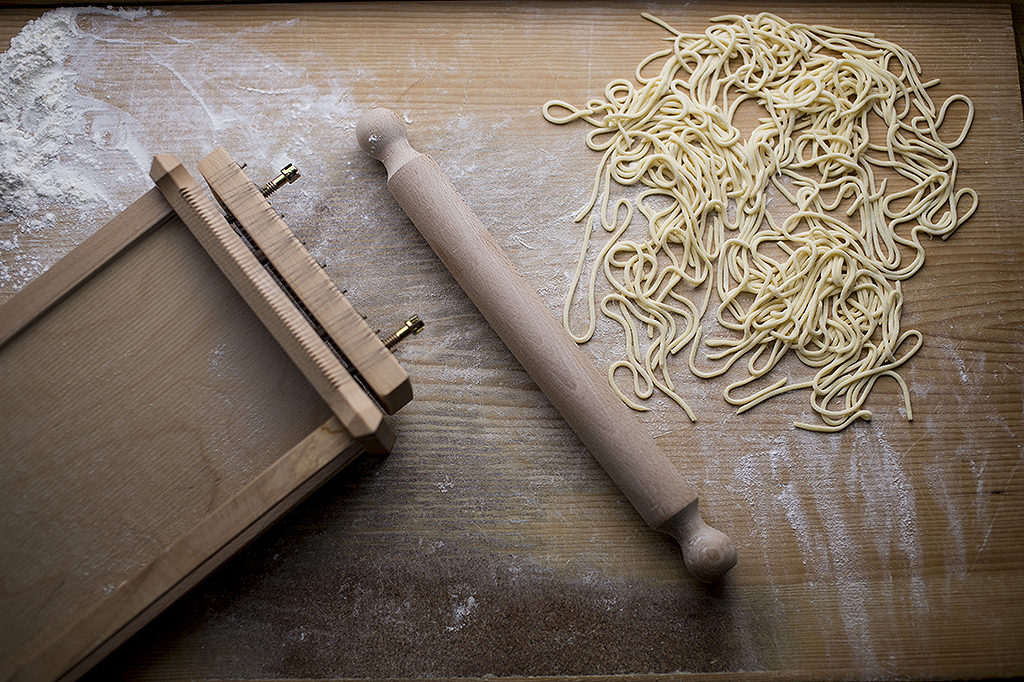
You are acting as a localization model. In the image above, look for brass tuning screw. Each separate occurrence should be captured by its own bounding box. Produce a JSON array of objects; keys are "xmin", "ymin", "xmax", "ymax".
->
[
  {"xmin": 260, "ymin": 163, "xmax": 300, "ymax": 197},
  {"xmin": 382, "ymin": 316, "xmax": 424, "ymax": 349},
  {"xmin": 223, "ymin": 163, "xmax": 300, "ymax": 227}
]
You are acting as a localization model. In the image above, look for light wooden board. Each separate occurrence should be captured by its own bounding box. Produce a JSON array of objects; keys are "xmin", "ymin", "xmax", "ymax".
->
[{"xmin": 1, "ymin": 2, "xmax": 1022, "ymax": 680}]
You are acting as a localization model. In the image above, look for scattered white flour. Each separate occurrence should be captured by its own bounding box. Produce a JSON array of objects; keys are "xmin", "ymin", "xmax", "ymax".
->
[
  {"xmin": 933, "ymin": 336, "xmax": 971, "ymax": 384},
  {"xmin": 444, "ymin": 593, "xmax": 478, "ymax": 632},
  {"xmin": 0, "ymin": 7, "xmax": 358, "ymax": 290},
  {"xmin": 726, "ymin": 422, "xmax": 943, "ymax": 672},
  {"xmin": 0, "ymin": 8, "xmax": 129, "ymax": 236}
]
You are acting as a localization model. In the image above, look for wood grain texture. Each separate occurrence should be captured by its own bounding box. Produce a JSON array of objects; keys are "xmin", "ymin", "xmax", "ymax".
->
[
  {"xmin": 150, "ymin": 153, "xmax": 392, "ymax": 453},
  {"xmin": 197, "ymin": 147, "xmax": 412, "ymax": 414},
  {"xmin": 13, "ymin": 420, "xmax": 360, "ymax": 682},
  {"xmin": 1, "ymin": 2, "xmax": 1022, "ymax": 681},
  {"xmin": 0, "ymin": 210, "xmax": 344, "ymax": 679},
  {"xmin": 0, "ymin": 188, "xmax": 173, "ymax": 349}
]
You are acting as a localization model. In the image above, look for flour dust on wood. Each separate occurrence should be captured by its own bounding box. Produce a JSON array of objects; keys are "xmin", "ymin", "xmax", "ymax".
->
[{"xmin": 0, "ymin": 7, "xmax": 357, "ymax": 291}]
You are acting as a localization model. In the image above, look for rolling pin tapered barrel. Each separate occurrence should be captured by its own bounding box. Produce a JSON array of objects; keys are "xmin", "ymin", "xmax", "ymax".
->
[{"xmin": 357, "ymin": 108, "xmax": 736, "ymax": 582}]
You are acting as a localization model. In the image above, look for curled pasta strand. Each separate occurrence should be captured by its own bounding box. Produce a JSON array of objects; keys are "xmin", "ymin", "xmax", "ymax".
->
[{"xmin": 548, "ymin": 12, "xmax": 975, "ymax": 431}]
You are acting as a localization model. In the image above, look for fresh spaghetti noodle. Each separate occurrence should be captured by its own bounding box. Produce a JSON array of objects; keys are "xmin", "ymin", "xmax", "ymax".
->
[{"xmin": 544, "ymin": 12, "xmax": 976, "ymax": 431}]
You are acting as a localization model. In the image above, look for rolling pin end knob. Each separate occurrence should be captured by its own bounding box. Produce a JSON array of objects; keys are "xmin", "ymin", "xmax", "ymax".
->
[
  {"xmin": 356, "ymin": 107, "xmax": 418, "ymax": 176},
  {"xmin": 664, "ymin": 501, "xmax": 737, "ymax": 583}
]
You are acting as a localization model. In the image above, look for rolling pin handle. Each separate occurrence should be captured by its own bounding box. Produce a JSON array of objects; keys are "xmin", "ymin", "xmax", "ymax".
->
[
  {"xmin": 663, "ymin": 500, "xmax": 738, "ymax": 583},
  {"xmin": 357, "ymin": 108, "xmax": 419, "ymax": 176}
]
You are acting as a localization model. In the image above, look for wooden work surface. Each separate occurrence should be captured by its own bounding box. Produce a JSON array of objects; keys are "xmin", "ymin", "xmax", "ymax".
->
[{"xmin": 1, "ymin": 2, "xmax": 1022, "ymax": 680}]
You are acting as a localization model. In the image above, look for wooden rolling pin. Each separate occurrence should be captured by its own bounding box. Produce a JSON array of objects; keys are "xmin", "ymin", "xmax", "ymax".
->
[{"xmin": 357, "ymin": 108, "xmax": 736, "ymax": 582}]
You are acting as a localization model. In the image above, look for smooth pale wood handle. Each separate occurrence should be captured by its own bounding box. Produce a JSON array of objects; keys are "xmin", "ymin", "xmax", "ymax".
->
[{"xmin": 357, "ymin": 108, "xmax": 736, "ymax": 581}]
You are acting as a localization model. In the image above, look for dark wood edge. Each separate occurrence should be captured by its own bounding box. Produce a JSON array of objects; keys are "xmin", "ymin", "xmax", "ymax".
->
[{"xmin": 0, "ymin": 188, "xmax": 174, "ymax": 350}]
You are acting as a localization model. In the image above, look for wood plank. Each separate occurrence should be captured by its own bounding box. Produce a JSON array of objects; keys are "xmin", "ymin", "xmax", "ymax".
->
[
  {"xmin": 12, "ymin": 419, "xmax": 360, "ymax": 682},
  {"xmin": 0, "ymin": 188, "xmax": 172, "ymax": 348},
  {"xmin": 1, "ymin": 2, "xmax": 1021, "ymax": 681}
]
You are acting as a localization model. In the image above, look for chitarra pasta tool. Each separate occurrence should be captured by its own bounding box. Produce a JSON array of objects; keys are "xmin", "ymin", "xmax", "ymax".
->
[
  {"xmin": 357, "ymin": 108, "xmax": 736, "ymax": 582},
  {"xmin": 0, "ymin": 148, "xmax": 421, "ymax": 682}
]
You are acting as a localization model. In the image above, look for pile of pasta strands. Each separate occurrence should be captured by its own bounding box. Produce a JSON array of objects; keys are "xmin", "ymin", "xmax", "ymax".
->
[{"xmin": 544, "ymin": 13, "xmax": 977, "ymax": 431}]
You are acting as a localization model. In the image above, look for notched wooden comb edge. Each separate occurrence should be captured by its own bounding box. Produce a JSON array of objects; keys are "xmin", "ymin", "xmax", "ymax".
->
[
  {"xmin": 195, "ymin": 147, "xmax": 414, "ymax": 416},
  {"xmin": 150, "ymin": 152, "xmax": 411, "ymax": 454}
]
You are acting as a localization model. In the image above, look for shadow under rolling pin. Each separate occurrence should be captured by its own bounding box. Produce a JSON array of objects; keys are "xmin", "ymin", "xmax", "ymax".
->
[{"xmin": 357, "ymin": 108, "xmax": 736, "ymax": 582}]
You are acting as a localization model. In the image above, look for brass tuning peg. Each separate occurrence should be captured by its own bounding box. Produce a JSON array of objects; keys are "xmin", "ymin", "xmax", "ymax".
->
[
  {"xmin": 382, "ymin": 316, "xmax": 424, "ymax": 349},
  {"xmin": 260, "ymin": 163, "xmax": 300, "ymax": 197}
]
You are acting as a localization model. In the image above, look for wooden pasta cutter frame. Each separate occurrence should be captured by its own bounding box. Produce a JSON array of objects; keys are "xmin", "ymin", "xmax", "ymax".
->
[{"xmin": 0, "ymin": 148, "xmax": 415, "ymax": 682}]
